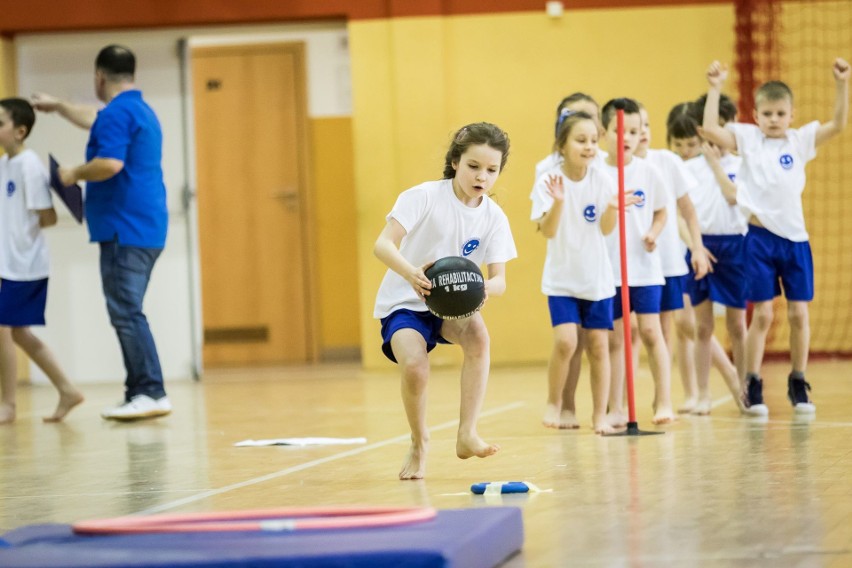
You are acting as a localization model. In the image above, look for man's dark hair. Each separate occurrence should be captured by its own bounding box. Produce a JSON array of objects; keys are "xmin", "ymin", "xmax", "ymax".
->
[{"xmin": 95, "ymin": 45, "xmax": 136, "ymax": 80}]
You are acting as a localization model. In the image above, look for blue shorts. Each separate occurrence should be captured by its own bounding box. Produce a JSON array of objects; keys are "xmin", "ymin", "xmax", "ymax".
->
[
  {"xmin": 612, "ymin": 285, "xmax": 663, "ymax": 320},
  {"xmin": 687, "ymin": 234, "xmax": 747, "ymax": 309},
  {"xmin": 548, "ymin": 295, "xmax": 614, "ymax": 330},
  {"xmin": 745, "ymin": 225, "xmax": 813, "ymax": 302},
  {"xmin": 379, "ymin": 309, "xmax": 451, "ymax": 363},
  {"xmin": 660, "ymin": 276, "xmax": 686, "ymax": 312},
  {"xmin": 0, "ymin": 278, "xmax": 48, "ymax": 326}
]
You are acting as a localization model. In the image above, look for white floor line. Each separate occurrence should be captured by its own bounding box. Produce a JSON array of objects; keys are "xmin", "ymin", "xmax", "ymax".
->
[
  {"xmin": 137, "ymin": 401, "xmax": 526, "ymax": 515},
  {"xmin": 711, "ymin": 394, "xmax": 733, "ymax": 409}
]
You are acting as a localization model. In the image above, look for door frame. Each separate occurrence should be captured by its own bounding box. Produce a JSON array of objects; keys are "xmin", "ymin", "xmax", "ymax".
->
[{"xmin": 179, "ymin": 37, "xmax": 319, "ymax": 373}]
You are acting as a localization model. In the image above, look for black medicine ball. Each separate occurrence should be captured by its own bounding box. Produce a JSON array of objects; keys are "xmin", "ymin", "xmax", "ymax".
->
[{"xmin": 424, "ymin": 256, "xmax": 486, "ymax": 319}]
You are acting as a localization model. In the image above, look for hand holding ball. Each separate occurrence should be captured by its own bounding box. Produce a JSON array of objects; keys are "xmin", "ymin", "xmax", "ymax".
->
[{"xmin": 423, "ymin": 257, "xmax": 486, "ymax": 319}]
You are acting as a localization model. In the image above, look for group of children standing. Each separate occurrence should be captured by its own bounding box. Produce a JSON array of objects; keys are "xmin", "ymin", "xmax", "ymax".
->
[
  {"xmin": 533, "ymin": 58, "xmax": 849, "ymax": 433},
  {"xmin": 374, "ymin": 57, "xmax": 849, "ymax": 479}
]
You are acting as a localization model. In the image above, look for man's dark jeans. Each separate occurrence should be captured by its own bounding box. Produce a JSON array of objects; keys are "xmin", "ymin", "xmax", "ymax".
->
[{"xmin": 99, "ymin": 240, "xmax": 165, "ymax": 401}]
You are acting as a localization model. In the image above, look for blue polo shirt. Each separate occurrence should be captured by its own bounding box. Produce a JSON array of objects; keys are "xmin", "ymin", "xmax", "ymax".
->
[{"xmin": 85, "ymin": 90, "xmax": 168, "ymax": 248}]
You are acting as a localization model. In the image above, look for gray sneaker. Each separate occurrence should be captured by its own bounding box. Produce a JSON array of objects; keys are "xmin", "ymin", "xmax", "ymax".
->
[{"xmin": 101, "ymin": 395, "xmax": 171, "ymax": 421}]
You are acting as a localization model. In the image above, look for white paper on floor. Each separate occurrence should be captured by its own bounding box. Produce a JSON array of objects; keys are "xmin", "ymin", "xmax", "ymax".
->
[{"xmin": 234, "ymin": 437, "xmax": 368, "ymax": 447}]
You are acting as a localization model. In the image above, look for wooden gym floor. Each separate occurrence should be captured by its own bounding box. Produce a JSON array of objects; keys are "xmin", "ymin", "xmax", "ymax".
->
[{"xmin": 2, "ymin": 358, "xmax": 851, "ymax": 567}]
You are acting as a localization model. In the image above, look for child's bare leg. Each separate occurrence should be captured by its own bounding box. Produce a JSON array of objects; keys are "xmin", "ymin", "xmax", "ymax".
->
[
  {"xmin": 724, "ymin": 307, "xmax": 748, "ymax": 391},
  {"xmin": 607, "ymin": 320, "xmax": 627, "ymax": 427},
  {"xmin": 675, "ymin": 298, "xmax": 699, "ymax": 412},
  {"xmin": 586, "ymin": 329, "xmax": 614, "ymax": 434},
  {"xmin": 693, "ymin": 301, "xmax": 715, "ymax": 414},
  {"xmin": 787, "ymin": 301, "xmax": 809, "ymax": 374},
  {"xmin": 442, "ymin": 315, "xmax": 500, "ymax": 460},
  {"xmin": 11, "ymin": 328, "xmax": 84, "ymax": 422},
  {"xmin": 390, "ymin": 330, "xmax": 431, "ymax": 480},
  {"xmin": 638, "ymin": 313, "xmax": 674, "ymax": 424},
  {"xmin": 0, "ymin": 327, "xmax": 17, "ymax": 424},
  {"xmin": 559, "ymin": 329, "xmax": 585, "ymax": 429},
  {"xmin": 543, "ymin": 323, "xmax": 578, "ymax": 429},
  {"xmin": 746, "ymin": 300, "xmax": 774, "ymax": 376}
]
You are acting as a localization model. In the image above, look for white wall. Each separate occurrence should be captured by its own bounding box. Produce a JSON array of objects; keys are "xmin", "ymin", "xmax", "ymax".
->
[{"xmin": 16, "ymin": 21, "xmax": 351, "ymax": 383}]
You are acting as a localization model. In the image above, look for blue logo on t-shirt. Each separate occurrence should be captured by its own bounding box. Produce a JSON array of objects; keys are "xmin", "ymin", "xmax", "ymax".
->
[
  {"xmin": 6, "ymin": 181, "xmax": 14, "ymax": 196},
  {"xmin": 583, "ymin": 204, "xmax": 597, "ymax": 223},
  {"xmin": 727, "ymin": 173, "xmax": 736, "ymax": 182},
  {"xmin": 462, "ymin": 239, "xmax": 480, "ymax": 256},
  {"xmin": 634, "ymin": 189, "xmax": 646, "ymax": 208},
  {"xmin": 779, "ymin": 154, "xmax": 794, "ymax": 170}
]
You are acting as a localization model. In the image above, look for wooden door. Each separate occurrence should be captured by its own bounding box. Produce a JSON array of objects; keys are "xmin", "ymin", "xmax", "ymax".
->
[{"xmin": 192, "ymin": 43, "xmax": 313, "ymax": 366}]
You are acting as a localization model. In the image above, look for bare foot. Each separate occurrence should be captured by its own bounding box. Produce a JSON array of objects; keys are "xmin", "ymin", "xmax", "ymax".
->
[
  {"xmin": 456, "ymin": 433, "xmax": 500, "ymax": 460},
  {"xmin": 399, "ymin": 442, "xmax": 427, "ymax": 480},
  {"xmin": 678, "ymin": 397, "xmax": 698, "ymax": 414},
  {"xmin": 593, "ymin": 419, "xmax": 617, "ymax": 434},
  {"xmin": 43, "ymin": 391, "xmax": 85, "ymax": 423},
  {"xmin": 690, "ymin": 398, "xmax": 711, "ymax": 416},
  {"xmin": 0, "ymin": 402, "xmax": 15, "ymax": 424},
  {"xmin": 652, "ymin": 407, "xmax": 676, "ymax": 425},
  {"xmin": 542, "ymin": 403, "xmax": 561, "ymax": 429},
  {"xmin": 606, "ymin": 410, "xmax": 627, "ymax": 429},
  {"xmin": 559, "ymin": 409, "xmax": 580, "ymax": 430}
]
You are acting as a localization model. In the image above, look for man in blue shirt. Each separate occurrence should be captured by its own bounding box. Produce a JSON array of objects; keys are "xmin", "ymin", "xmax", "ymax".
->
[{"xmin": 33, "ymin": 45, "xmax": 170, "ymax": 420}]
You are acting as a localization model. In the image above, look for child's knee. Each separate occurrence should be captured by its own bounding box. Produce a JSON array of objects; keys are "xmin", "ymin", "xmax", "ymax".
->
[
  {"xmin": 751, "ymin": 303, "xmax": 774, "ymax": 330},
  {"xmin": 695, "ymin": 318, "xmax": 715, "ymax": 341},
  {"xmin": 458, "ymin": 320, "xmax": 490, "ymax": 353},
  {"xmin": 553, "ymin": 333, "xmax": 577, "ymax": 358},
  {"xmin": 726, "ymin": 319, "xmax": 747, "ymax": 341},
  {"xmin": 787, "ymin": 304, "xmax": 809, "ymax": 330}
]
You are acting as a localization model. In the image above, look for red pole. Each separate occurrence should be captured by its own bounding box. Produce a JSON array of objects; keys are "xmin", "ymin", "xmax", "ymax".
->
[{"xmin": 616, "ymin": 106, "xmax": 638, "ymax": 425}]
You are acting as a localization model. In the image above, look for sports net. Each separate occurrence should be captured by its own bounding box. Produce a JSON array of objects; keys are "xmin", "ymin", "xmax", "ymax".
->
[{"xmin": 734, "ymin": 0, "xmax": 852, "ymax": 356}]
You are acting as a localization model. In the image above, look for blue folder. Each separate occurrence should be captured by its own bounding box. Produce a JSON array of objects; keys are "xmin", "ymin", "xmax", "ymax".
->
[{"xmin": 49, "ymin": 154, "xmax": 84, "ymax": 224}]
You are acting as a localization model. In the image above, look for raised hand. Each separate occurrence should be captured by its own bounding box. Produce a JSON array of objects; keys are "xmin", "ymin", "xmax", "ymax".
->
[
  {"xmin": 544, "ymin": 173, "xmax": 565, "ymax": 202},
  {"xmin": 706, "ymin": 61, "xmax": 728, "ymax": 89},
  {"xmin": 833, "ymin": 57, "xmax": 850, "ymax": 82}
]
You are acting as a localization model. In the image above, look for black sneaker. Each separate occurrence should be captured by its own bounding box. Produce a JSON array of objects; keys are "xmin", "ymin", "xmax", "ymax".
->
[
  {"xmin": 742, "ymin": 375, "xmax": 768, "ymax": 416},
  {"xmin": 787, "ymin": 376, "xmax": 816, "ymax": 414}
]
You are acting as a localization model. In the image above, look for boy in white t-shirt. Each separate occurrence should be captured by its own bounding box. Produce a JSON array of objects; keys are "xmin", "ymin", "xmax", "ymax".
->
[
  {"xmin": 677, "ymin": 96, "xmax": 748, "ymax": 415},
  {"xmin": 635, "ymin": 105, "xmax": 713, "ymax": 414},
  {"xmin": 600, "ymin": 98, "xmax": 674, "ymax": 426},
  {"xmin": 0, "ymin": 98, "xmax": 84, "ymax": 424},
  {"xmin": 374, "ymin": 122, "xmax": 517, "ymax": 480},
  {"xmin": 702, "ymin": 58, "xmax": 850, "ymax": 415}
]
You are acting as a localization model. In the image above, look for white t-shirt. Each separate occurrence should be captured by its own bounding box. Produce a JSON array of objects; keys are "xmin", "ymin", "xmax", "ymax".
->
[
  {"xmin": 643, "ymin": 149, "xmax": 697, "ymax": 277},
  {"xmin": 534, "ymin": 149, "xmax": 608, "ymax": 182},
  {"xmin": 530, "ymin": 165, "xmax": 617, "ymax": 301},
  {"xmin": 601, "ymin": 158, "xmax": 668, "ymax": 286},
  {"xmin": 373, "ymin": 179, "xmax": 517, "ymax": 318},
  {"xmin": 727, "ymin": 121, "xmax": 819, "ymax": 241},
  {"xmin": 684, "ymin": 152, "xmax": 747, "ymax": 236},
  {"xmin": 0, "ymin": 149, "xmax": 52, "ymax": 280}
]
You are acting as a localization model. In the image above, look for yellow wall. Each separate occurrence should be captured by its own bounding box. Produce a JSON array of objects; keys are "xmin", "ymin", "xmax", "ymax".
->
[
  {"xmin": 351, "ymin": 4, "xmax": 736, "ymax": 369},
  {"xmin": 0, "ymin": 38, "xmax": 27, "ymax": 379},
  {"xmin": 310, "ymin": 117, "xmax": 362, "ymax": 357}
]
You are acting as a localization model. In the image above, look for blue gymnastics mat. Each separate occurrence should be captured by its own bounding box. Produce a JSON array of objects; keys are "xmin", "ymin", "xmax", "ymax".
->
[{"xmin": 0, "ymin": 507, "xmax": 522, "ymax": 568}]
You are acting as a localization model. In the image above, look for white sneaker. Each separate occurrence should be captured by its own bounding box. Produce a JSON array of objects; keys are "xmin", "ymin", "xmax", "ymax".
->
[{"xmin": 101, "ymin": 395, "xmax": 172, "ymax": 421}]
